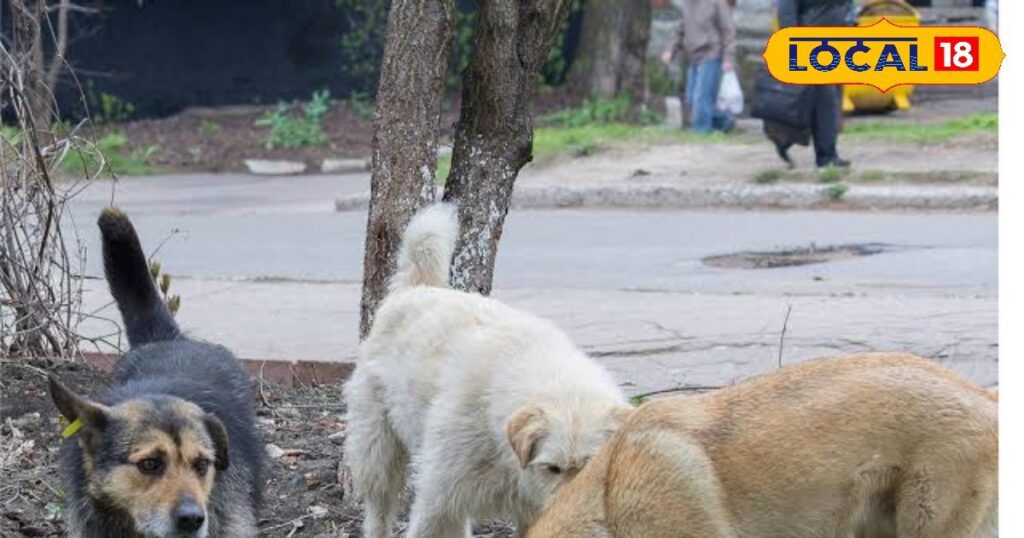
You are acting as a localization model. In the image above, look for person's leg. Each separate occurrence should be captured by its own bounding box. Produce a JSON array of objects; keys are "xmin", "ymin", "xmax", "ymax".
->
[
  {"xmin": 689, "ymin": 58, "xmax": 722, "ymax": 133},
  {"xmin": 710, "ymin": 66, "xmax": 735, "ymax": 132},
  {"xmin": 811, "ymin": 85, "xmax": 841, "ymax": 166},
  {"xmin": 684, "ymin": 64, "xmax": 697, "ymax": 129},
  {"xmin": 712, "ymin": 105, "xmax": 735, "ymax": 132}
]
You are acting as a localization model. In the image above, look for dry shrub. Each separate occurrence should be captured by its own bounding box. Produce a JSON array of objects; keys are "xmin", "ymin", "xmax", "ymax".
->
[{"xmin": 1, "ymin": 1, "xmax": 111, "ymax": 359}]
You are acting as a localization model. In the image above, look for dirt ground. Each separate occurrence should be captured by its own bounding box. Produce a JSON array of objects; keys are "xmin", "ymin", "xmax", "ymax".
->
[
  {"xmin": 86, "ymin": 90, "xmax": 583, "ymax": 175},
  {"xmin": 0, "ymin": 359, "xmax": 514, "ymax": 537},
  {"xmin": 94, "ymin": 104, "xmax": 377, "ymax": 174}
]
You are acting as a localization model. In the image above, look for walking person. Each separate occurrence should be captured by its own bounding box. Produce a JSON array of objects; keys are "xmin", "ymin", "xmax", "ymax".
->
[
  {"xmin": 777, "ymin": 0, "xmax": 855, "ymax": 167},
  {"xmin": 661, "ymin": 0, "xmax": 737, "ymax": 134}
]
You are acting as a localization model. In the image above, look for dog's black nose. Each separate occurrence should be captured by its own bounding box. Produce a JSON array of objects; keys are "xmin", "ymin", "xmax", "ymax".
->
[{"xmin": 174, "ymin": 500, "xmax": 205, "ymax": 532}]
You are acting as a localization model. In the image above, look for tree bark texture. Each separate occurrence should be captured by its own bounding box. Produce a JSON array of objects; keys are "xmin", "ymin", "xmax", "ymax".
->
[
  {"xmin": 442, "ymin": 0, "xmax": 573, "ymax": 295},
  {"xmin": 568, "ymin": 0, "xmax": 651, "ymax": 101},
  {"xmin": 359, "ymin": 0, "xmax": 455, "ymax": 337}
]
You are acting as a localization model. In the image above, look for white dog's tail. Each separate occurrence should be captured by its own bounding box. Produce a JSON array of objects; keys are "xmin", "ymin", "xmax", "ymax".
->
[{"xmin": 390, "ymin": 203, "xmax": 459, "ymax": 291}]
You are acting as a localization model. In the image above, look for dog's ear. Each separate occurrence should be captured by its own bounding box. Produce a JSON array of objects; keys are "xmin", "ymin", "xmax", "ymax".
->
[
  {"xmin": 203, "ymin": 414, "xmax": 230, "ymax": 470},
  {"xmin": 507, "ymin": 406, "xmax": 548, "ymax": 468},
  {"xmin": 48, "ymin": 376, "xmax": 109, "ymax": 429},
  {"xmin": 48, "ymin": 376, "xmax": 110, "ymax": 455}
]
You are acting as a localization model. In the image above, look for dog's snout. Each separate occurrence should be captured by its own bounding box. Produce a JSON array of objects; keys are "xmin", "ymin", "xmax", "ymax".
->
[{"xmin": 174, "ymin": 498, "xmax": 205, "ymax": 532}]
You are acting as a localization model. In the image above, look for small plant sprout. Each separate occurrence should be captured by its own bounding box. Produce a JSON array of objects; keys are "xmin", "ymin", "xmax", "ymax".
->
[
  {"xmin": 148, "ymin": 261, "xmax": 181, "ymax": 316},
  {"xmin": 816, "ymin": 165, "xmax": 846, "ymax": 183},
  {"xmin": 255, "ymin": 90, "xmax": 331, "ymax": 149},
  {"xmin": 755, "ymin": 169, "xmax": 782, "ymax": 184},
  {"xmin": 823, "ymin": 184, "xmax": 849, "ymax": 202}
]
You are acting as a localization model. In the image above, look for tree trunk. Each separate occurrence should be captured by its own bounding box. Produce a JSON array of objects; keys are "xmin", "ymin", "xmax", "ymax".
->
[
  {"xmin": 442, "ymin": 0, "xmax": 573, "ymax": 294},
  {"xmin": 359, "ymin": 0, "xmax": 455, "ymax": 337},
  {"xmin": 568, "ymin": 0, "xmax": 651, "ymax": 101}
]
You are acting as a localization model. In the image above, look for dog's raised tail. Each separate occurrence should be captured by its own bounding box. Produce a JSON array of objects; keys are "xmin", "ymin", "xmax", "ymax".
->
[
  {"xmin": 98, "ymin": 208, "xmax": 180, "ymax": 347},
  {"xmin": 391, "ymin": 203, "xmax": 458, "ymax": 291}
]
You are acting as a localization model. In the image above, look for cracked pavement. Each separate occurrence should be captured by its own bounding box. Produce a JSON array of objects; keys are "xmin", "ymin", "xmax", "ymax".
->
[{"xmin": 70, "ymin": 176, "xmax": 996, "ymax": 395}]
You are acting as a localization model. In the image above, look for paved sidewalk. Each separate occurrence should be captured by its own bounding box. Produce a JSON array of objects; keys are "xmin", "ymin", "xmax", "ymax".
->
[
  {"xmin": 338, "ymin": 98, "xmax": 1000, "ymax": 212},
  {"xmin": 332, "ymin": 128, "xmax": 998, "ymax": 212},
  {"xmin": 71, "ymin": 202, "xmax": 998, "ymax": 396},
  {"xmin": 77, "ymin": 279, "xmax": 996, "ymax": 396}
]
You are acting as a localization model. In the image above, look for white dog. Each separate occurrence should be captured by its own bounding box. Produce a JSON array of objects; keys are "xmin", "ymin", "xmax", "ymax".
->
[{"xmin": 344, "ymin": 204, "xmax": 630, "ymax": 538}]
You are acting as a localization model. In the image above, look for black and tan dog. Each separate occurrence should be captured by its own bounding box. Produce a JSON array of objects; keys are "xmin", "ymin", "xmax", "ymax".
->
[{"xmin": 49, "ymin": 208, "xmax": 264, "ymax": 537}]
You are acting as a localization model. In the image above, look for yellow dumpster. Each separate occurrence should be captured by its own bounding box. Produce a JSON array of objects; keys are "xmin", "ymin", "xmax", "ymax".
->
[{"xmin": 842, "ymin": 0, "xmax": 921, "ymax": 113}]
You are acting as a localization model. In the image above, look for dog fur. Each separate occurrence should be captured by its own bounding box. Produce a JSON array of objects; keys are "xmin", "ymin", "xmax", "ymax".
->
[
  {"xmin": 49, "ymin": 208, "xmax": 264, "ymax": 537},
  {"xmin": 344, "ymin": 203, "xmax": 631, "ymax": 538},
  {"xmin": 527, "ymin": 352, "xmax": 998, "ymax": 538}
]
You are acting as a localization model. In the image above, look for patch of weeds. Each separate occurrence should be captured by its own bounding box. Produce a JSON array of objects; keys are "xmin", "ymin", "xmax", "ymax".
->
[
  {"xmin": 816, "ymin": 165, "xmax": 847, "ymax": 183},
  {"xmin": 255, "ymin": 89, "xmax": 331, "ymax": 149},
  {"xmin": 199, "ymin": 120, "xmax": 221, "ymax": 137},
  {"xmin": 100, "ymin": 93, "xmax": 135, "ymax": 123},
  {"xmin": 754, "ymin": 169, "xmax": 782, "ymax": 184},
  {"xmin": 822, "ymin": 183, "xmax": 849, "ymax": 201},
  {"xmin": 530, "ymin": 124, "xmax": 730, "ymax": 161},
  {"xmin": 541, "ymin": 95, "xmax": 660, "ymax": 128},
  {"xmin": 629, "ymin": 395, "xmax": 646, "ymax": 407},
  {"xmin": 844, "ymin": 112, "xmax": 997, "ymax": 144},
  {"xmin": 92, "ymin": 92, "xmax": 135, "ymax": 124},
  {"xmin": 60, "ymin": 132, "xmax": 159, "ymax": 177},
  {"xmin": 347, "ymin": 91, "xmax": 374, "ymax": 122},
  {"xmin": 952, "ymin": 113, "xmax": 997, "ymax": 130},
  {"xmin": 855, "ymin": 169, "xmax": 886, "ymax": 181}
]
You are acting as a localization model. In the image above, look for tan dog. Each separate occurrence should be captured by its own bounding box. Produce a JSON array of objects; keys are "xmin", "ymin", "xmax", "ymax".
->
[{"xmin": 528, "ymin": 353, "xmax": 998, "ymax": 538}]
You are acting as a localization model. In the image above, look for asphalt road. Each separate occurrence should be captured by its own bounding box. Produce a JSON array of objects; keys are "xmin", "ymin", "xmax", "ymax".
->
[
  {"xmin": 67, "ymin": 175, "xmax": 997, "ymax": 392},
  {"xmin": 70, "ymin": 176, "xmax": 995, "ymax": 296}
]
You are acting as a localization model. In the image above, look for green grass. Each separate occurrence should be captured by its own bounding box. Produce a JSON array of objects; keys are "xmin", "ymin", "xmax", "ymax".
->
[
  {"xmin": 532, "ymin": 123, "xmax": 725, "ymax": 159},
  {"xmin": 822, "ymin": 183, "xmax": 849, "ymax": 201},
  {"xmin": 816, "ymin": 165, "xmax": 849, "ymax": 183},
  {"xmin": 855, "ymin": 169, "xmax": 887, "ymax": 181},
  {"xmin": 754, "ymin": 169, "xmax": 783, "ymax": 184},
  {"xmin": 434, "ymin": 124, "xmax": 731, "ymax": 183},
  {"xmin": 540, "ymin": 96, "xmax": 661, "ymax": 128},
  {"xmin": 844, "ymin": 112, "xmax": 997, "ymax": 144},
  {"xmin": 60, "ymin": 132, "xmax": 159, "ymax": 177}
]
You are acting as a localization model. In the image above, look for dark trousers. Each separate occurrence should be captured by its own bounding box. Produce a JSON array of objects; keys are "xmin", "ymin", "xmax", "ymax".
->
[{"xmin": 810, "ymin": 85, "xmax": 840, "ymax": 166}]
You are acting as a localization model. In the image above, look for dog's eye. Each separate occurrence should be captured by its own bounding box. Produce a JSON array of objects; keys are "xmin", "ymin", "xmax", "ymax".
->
[
  {"xmin": 136, "ymin": 458, "xmax": 164, "ymax": 476},
  {"xmin": 545, "ymin": 464, "xmax": 563, "ymax": 475},
  {"xmin": 194, "ymin": 458, "xmax": 210, "ymax": 476}
]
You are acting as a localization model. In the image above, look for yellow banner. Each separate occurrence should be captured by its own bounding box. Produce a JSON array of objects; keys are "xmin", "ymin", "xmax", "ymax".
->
[{"xmin": 763, "ymin": 19, "xmax": 1004, "ymax": 91}]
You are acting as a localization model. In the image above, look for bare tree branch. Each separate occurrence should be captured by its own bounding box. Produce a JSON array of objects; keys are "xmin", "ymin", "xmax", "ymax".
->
[{"xmin": 0, "ymin": 6, "xmax": 108, "ymax": 360}]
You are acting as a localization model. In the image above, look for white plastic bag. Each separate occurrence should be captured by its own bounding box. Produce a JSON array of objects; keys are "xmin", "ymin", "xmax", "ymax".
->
[{"xmin": 717, "ymin": 71, "xmax": 744, "ymax": 115}]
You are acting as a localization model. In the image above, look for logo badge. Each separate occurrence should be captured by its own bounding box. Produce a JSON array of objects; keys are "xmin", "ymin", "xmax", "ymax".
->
[{"xmin": 763, "ymin": 19, "xmax": 1004, "ymax": 91}]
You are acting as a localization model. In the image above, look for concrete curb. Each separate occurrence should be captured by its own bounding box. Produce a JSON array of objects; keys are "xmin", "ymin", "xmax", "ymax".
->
[
  {"xmin": 335, "ymin": 183, "xmax": 997, "ymax": 212},
  {"xmin": 244, "ymin": 159, "xmax": 307, "ymax": 175},
  {"xmin": 321, "ymin": 158, "xmax": 370, "ymax": 174},
  {"xmin": 81, "ymin": 352, "xmax": 355, "ymax": 388}
]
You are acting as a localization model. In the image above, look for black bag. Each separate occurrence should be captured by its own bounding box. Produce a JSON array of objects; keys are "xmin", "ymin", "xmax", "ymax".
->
[{"xmin": 750, "ymin": 65, "xmax": 812, "ymax": 129}]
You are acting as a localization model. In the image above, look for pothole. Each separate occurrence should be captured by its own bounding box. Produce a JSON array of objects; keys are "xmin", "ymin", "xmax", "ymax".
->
[{"xmin": 703, "ymin": 243, "xmax": 888, "ymax": 269}]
